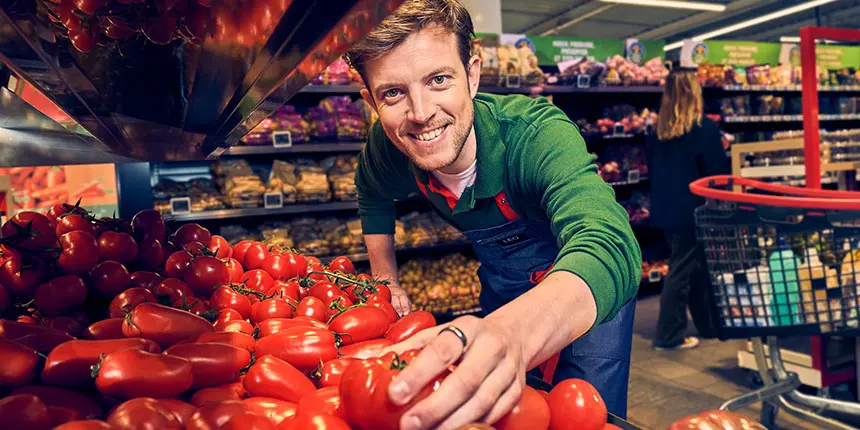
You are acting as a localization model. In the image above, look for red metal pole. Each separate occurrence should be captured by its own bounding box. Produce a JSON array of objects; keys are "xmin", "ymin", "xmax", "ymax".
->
[{"xmin": 800, "ymin": 26, "xmax": 821, "ymax": 190}]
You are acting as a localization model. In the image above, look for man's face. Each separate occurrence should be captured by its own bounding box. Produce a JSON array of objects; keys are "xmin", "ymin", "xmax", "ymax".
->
[{"xmin": 360, "ymin": 26, "xmax": 480, "ymax": 172}]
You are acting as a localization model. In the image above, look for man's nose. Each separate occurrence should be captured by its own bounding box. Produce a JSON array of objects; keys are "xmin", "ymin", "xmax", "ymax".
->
[{"xmin": 407, "ymin": 92, "xmax": 435, "ymax": 123}]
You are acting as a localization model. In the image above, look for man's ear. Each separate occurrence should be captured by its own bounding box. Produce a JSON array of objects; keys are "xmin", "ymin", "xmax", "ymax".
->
[
  {"xmin": 467, "ymin": 55, "xmax": 481, "ymax": 99},
  {"xmin": 360, "ymin": 88, "xmax": 378, "ymax": 113}
]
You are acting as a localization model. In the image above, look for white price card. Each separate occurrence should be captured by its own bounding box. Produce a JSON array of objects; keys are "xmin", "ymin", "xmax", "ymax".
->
[
  {"xmin": 612, "ymin": 123, "xmax": 626, "ymax": 136},
  {"xmin": 627, "ymin": 169, "xmax": 641, "ymax": 184},
  {"xmin": 264, "ymin": 192, "xmax": 284, "ymax": 209},
  {"xmin": 505, "ymin": 75, "xmax": 521, "ymax": 88},
  {"xmin": 169, "ymin": 197, "xmax": 191, "ymax": 215},
  {"xmin": 272, "ymin": 131, "xmax": 292, "ymax": 148},
  {"xmin": 648, "ymin": 269, "xmax": 662, "ymax": 283},
  {"xmin": 576, "ymin": 75, "xmax": 591, "ymax": 88}
]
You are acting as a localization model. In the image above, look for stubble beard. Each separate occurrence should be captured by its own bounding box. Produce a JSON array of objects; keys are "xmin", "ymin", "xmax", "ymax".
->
[{"xmin": 406, "ymin": 104, "xmax": 474, "ymax": 172}]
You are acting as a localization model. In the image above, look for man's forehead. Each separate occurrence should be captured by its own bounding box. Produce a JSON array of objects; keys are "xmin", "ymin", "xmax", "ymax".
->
[{"xmin": 364, "ymin": 27, "xmax": 461, "ymax": 86}]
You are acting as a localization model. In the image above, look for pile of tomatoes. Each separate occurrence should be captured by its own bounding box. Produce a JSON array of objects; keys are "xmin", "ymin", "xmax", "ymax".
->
[{"xmin": 0, "ymin": 205, "xmax": 614, "ymax": 429}]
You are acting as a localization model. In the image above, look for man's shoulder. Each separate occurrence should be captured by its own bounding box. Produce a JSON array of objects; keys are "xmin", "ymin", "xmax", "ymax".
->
[{"xmin": 475, "ymin": 92, "xmax": 570, "ymax": 129}]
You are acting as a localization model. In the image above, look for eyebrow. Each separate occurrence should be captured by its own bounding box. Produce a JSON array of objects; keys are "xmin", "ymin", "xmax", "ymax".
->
[{"xmin": 372, "ymin": 66, "xmax": 459, "ymax": 97}]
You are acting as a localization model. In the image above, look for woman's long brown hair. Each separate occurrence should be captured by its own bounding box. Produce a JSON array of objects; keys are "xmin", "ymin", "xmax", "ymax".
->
[{"xmin": 656, "ymin": 69, "xmax": 703, "ymax": 141}]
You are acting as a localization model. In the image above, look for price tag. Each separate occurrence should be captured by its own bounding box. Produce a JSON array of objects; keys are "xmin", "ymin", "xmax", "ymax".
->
[
  {"xmin": 648, "ymin": 269, "xmax": 662, "ymax": 283},
  {"xmin": 169, "ymin": 197, "xmax": 191, "ymax": 215},
  {"xmin": 272, "ymin": 131, "xmax": 292, "ymax": 148},
  {"xmin": 612, "ymin": 123, "xmax": 626, "ymax": 135},
  {"xmin": 264, "ymin": 192, "xmax": 284, "ymax": 209},
  {"xmin": 576, "ymin": 75, "xmax": 591, "ymax": 88},
  {"xmin": 505, "ymin": 75, "xmax": 521, "ymax": 88},
  {"xmin": 627, "ymin": 169, "xmax": 641, "ymax": 184}
]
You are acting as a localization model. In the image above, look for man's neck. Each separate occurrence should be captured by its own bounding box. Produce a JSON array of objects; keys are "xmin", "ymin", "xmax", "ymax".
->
[{"xmin": 436, "ymin": 126, "xmax": 477, "ymax": 175}]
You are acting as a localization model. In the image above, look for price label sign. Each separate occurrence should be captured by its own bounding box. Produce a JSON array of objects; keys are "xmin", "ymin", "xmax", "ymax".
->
[
  {"xmin": 612, "ymin": 123, "xmax": 626, "ymax": 136},
  {"xmin": 169, "ymin": 197, "xmax": 191, "ymax": 215},
  {"xmin": 272, "ymin": 131, "xmax": 292, "ymax": 148},
  {"xmin": 627, "ymin": 169, "xmax": 641, "ymax": 184},
  {"xmin": 576, "ymin": 75, "xmax": 591, "ymax": 88},
  {"xmin": 648, "ymin": 269, "xmax": 662, "ymax": 283},
  {"xmin": 264, "ymin": 192, "xmax": 284, "ymax": 209},
  {"xmin": 505, "ymin": 75, "xmax": 521, "ymax": 88}
]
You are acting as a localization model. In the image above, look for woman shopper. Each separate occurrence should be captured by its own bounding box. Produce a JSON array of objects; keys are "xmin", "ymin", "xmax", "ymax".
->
[{"xmin": 646, "ymin": 68, "xmax": 730, "ymax": 351}]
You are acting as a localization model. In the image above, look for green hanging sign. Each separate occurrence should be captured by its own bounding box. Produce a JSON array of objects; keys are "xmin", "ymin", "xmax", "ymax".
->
[
  {"xmin": 494, "ymin": 34, "xmax": 662, "ymax": 66},
  {"xmin": 815, "ymin": 45, "xmax": 860, "ymax": 69},
  {"xmin": 683, "ymin": 40, "xmax": 782, "ymax": 67}
]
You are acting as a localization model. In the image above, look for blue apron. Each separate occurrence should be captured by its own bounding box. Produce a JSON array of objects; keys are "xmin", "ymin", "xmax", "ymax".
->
[{"xmin": 417, "ymin": 181, "xmax": 635, "ymax": 418}]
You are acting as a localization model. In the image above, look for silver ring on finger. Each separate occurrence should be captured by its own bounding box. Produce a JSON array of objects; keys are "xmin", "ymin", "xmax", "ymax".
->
[{"xmin": 438, "ymin": 325, "xmax": 468, "ymax": 360}]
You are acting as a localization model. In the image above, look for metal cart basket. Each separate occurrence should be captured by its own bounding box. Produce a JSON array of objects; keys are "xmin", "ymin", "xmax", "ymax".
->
[{"xmin": 690, "ymin": 175, "xmax": 860, "ymax": 429}]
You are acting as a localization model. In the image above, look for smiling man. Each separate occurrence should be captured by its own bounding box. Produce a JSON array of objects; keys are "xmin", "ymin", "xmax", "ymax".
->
[{"xmin": 345, "ymin": 1, "xmax": 641, "ymax": 428}]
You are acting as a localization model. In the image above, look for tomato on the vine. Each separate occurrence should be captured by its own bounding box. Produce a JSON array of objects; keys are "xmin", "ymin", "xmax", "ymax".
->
[
  {"xmin": 153, "ymin": 278, "xmax": 193, "ymax": 304},
  {"xmin": 261, "ymin": 254, "xmax": 302, "ymax": 281},
  {"xmin": 174, "ymin": 296, "xmax": 208, "ymax": 316},
  {"xmin": 265, "ymin": 279, "xmax": 301, "ymax": 301},
  {"xmin": 309, "ymin": 281, "xmax": 346, "ymax": 304},
  {"xmin": 0, "ymin": 257, "xmax": 47, "ymax": 296},
  {"xmin": 97, "ymin": 231, "xmax": 138, "ymax": 264},
  {"xmin": 295, "ymin": 296, "xmax": 327, "ymax": 323},
  {"xmin": 184, "ymin": 255, "xmax": 229, "ymax": 297},
  {"xmin": 231, "ymin": 240, "xmax": 254, "ymax": 267},
  {"xmin": 56, "ymin": 214, "xmax": 98, "ymax": 238},
  {"xmin": 250, "ymin": 297, "xmax": 294, "ymax": 324},
  {"xmin": 364, "ymin": 294, "xmax": 397, "ymax": 323},
  {"xmin": 108, "ymin": 287, "xmax": 155, "ymax": 318},
  {"xmin": 547, "ymin": 378, "xmax": 607, "ymax": 430},
  {"xmin": 241, "ymin": 269, "xmax": 274, "ymax": 293},
  {"xmin": 225, "ymin": 258, "xmax": 244, "ymax": 283},
  {"xmin": 34, "ymin": 275, "xmax": 87, "ymax": 316},
  {"xmin": 209, "ymin": 235, "xmax": 232, "ymax": 259},
  {"xmin": 58, "ymin": 231, "xmax": 99, "ymax": 275},
  {"xmin": 243, "ymin": 242, "xmax": 269, "ymax": 270},
  {"xmin": 90, "ymin": 260, "xmax": 132, "ymax": 297},
  {"xmin": 328, "ymin": 256, "xmax": 355, "ymax": 275},
  {"xmin": 165, "ymin": 251, "xmax": 193, "ymax": 278},
  {"xmin": 209, "ymin": 286, "xmax": 252, "ymax": 319},
  {"xmin": 173, "ymin": 223, "xmax": 211, "ymax": 248},
  {"xmin": 215, "ymin": 319, "xmax": 254, "ymax": 336},
  {"xmin": 2, "ymin": 212, "xmax": 56, "ymax": 251}
]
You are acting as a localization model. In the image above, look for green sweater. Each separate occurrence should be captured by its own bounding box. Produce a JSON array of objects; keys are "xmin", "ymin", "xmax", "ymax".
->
[{"xmin": 355, "ymin": 93, "xmax": 641, "ymax": 326}]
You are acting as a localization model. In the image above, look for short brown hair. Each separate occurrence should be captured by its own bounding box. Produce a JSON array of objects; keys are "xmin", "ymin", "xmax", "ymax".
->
[{"xmin": 344, "ymin": 0, "xmax": 474, "ymax": 82}]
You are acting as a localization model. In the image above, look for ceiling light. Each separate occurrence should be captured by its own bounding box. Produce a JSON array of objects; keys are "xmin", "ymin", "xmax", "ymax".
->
[
  {"xmin": 599, "ymin": 0, "xmax": 726, "ymax": 12},
  {"xmin": 664, "ymin": 0, "xmax": 839, "ymax": 51},
  {"xmin": 780, "ymin": 36, "xmax": 801, "ymax": 43}
]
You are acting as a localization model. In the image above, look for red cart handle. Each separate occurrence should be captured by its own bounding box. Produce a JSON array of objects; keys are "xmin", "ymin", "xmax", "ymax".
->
[{"xmin": 689, "ymin": 176, "xmax": 860, "ymax": 210}]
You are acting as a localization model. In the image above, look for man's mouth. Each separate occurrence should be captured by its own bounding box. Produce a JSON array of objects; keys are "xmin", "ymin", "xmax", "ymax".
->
[{"xmin": 409, "ymin": 125, "xmax": 447, "ymax": 142}]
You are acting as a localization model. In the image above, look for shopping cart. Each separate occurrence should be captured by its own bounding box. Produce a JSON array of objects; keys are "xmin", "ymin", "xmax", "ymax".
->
[{"xmin": 690, "ymin": 175, "xmax": 860, "ymax": 429}]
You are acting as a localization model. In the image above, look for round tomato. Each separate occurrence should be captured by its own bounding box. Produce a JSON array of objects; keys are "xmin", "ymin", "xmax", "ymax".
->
[
  {"xmin": 306, "ymin": 264, "xmax": 327, "ymax": 282},
  {"xmin": 42, "ymin": 338, "xmax": 161, "ymax": 386},
  {"xmin": 131, "ymin": 210, "xmax": 166, "ymax": 243},
  {"xmin": 210, "ymin": 286, "xmax": 252, "ymax": 319},
  {"xmin": 256, "ymin": 317, "xmax": 328, "ymax": 338},
  {"xmin": 174, "ymin": 296, "xmax": 208, "ymax": 315},
  {"xmin": 90, "ymin": 261, "xmax": 131, "ymax": 298},
  {"xmin": 47, "ymin": 203, "xmax": 84, "ymax": 229},
  {"xmin": 186, "ymin": 400, "xmax": 247, "ymax": 430},
  {"xmin": 261, "ymin": 254, "xmax": 300, "ymax": 281},
  {"xmin": 309, "ymin": 281, "xmax": 346, "ymax": 304},
  {"xmin": 54, "ymin": 420, "xmax": 115, "ymax": 429},
  {"xmin": 325, "ymin": 295, "xmax": 354, "ymax": 320},
  {"xmin": 547, "ymin": 378, "xmax": 607, "ymax": 430},
  {"xmin": 364, "ymin": 294, "xmax": 397, "ymax": 323},
  {"xmin": 209, "ymin": 235, "xmax": 232, "ymax": 259},
  {"xmin": 56, "ymin": 214, "xmax": 98, "ymax": 238},
  {"xmin": 180, "ymin": 331, "xmax": 255, "ymax": 352},
  {"xmin": 165, "ymin": 342, "xmax": 251, "ymax": 389},
  {"xmin": 329, "ymin": 306, "xmax": 390, "ymax": 345},
  {"xmin": 231, "ymin": 240, "xmax": 254, "ymax": 267},
  {"xmin": 108, "ymin": 287, "xmax": 155, "ymax": 317},
  {"xmin": 327, "ymin": 256, "xmax": 355, "ymax": 275},
  {"xmin": 667, "ymin": 410, "xmax": 768, "ymax": 430},
  {"xmin": 95, "ymin": 348, "xmax": 193, "ymax": 398},
  {"xmin": 216, "ymin": 319, "xmax": 254, "ymax": 336},
  {"xmin": 295, "ymin": 296, "xmax": 327, "ymax": 323},
  {"xmin": 97, "ymin": 231, "xmax": 138, "ymax": 264},
  {"xmin": 0, "ymin": 394, "xmax": 52, "ymax": 429},
  {"xmin": 242, "ymin": 397, "xmax": 297, "ymax": 428},
  {"xmin": 183, "ymin": 241, "xmax": 207, "ymax": 256},
  {"xmin": 34, "ymin": 275, "xmax": 87, "ymax": 316},
  {"xmin": 153, "ymin": 278, "xmax": 193, "ymax": 304},
  {"xmin": 2, "ymin": 212, "xmax": 56, "ymax": 251},
  {"xmin": 225, "ymin": 258, "xmax": 244, "ymax": 283},
  {"xmin": 243, "ymin": 355, "xmax": 315, "ymax": 403},
  {"xmin": 58, "ymin": 231, "xmax": 99, "ymax": 275},
  {"xmin": 250, "ymin": 297, "xmax": 294, "ymax": 324},
  {"xmin": 123, "ymin": 302, "xmax": 214, "ymax": 348},
  {"xmin": 243, "ymin": 243, "xmax": 269, "ymax": 270},
  {"xmin": 385, "ymin": 311, "xmax": 436, "ymax": 343},
  {"xmin": 241, "ymin": 269, "xmax": 274, "ymax": 293},
  {"xmin": 213, "ymin": 307, "xmax": 243, "ymax": 325},
  {"xmin": 129, "ymin": 271, "xmax": 163, "ymax": 292},
  {"xmin": 135, "ymin": 237, "xmax": 165, "ymax": 270},
  {"xmin": 185, "ymin": 256, "xmax": 229, "ymax": 297},
  {"xmin": 265, "ymin": 279, "xmax": 300, "ymax": 301},
  {"xmin": 165, "ymin": 251, "xmax": 193, "ymax": 278},
  {"xmin": 297, "ymin": 386, "xmax": 345, "ymax": 419},
  {"xmin": 106, "ymin": 397, "xmax": 181, "ymax": 429},
  {"xmin": 173, "ymin": 224, "xmax": 211, "ymax": 248},
  {"xmin": 84, "ymin": 318, "xmax": 125, "ymax": 340},
  {"xmin": 0, "ymin": 338, "xmax": 39, "ymax": 386},
  {"xmin": 254, "ymin": 326, "xmax": 337, "ymax": 373},
  {"xmin": 190, "ymin": 384, "xmax": 246, "ymax": 408},
  {"xmin": 495, "ymin": 386, "xmax": 550, "ymax": 430},
  {"xmin": 318, "ymin": 358, "xmax": 356, "ymax": 388},
  {"xmin": 0, "ymin": 257, "xmax": 47, "ymax": 296}
]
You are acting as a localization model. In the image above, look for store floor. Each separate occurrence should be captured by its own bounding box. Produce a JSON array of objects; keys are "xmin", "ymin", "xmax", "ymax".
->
[{"xmin": 628, "ymin": 294, "xmax": 819, "ymax": 429}]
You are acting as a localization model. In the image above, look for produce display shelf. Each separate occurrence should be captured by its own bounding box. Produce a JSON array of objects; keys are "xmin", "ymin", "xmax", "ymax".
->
[
  {"xmin": 607, "ymin": 177, "xmax": 649, "ymax": 187},
  {"xmin": 320, "ymin": 241, "xmax": 473, "ymax": 264},
  {"xmin": 708, "ymin": 84, "xmax": 860, "ymax": 93},
  {"xmin": 167, "ymin": 201, "xmax": 360, "ymax": 222},
  {"xmin": 298, "ymin": 84, "xmax": 665, "ymax": 95},
  {"xmin": 224, "ymin": 142, "xmax": 365, "ymax": 156},
  {"xmin": 431, "ymin": 306, "xmax": 484, "ymax": 323},
  {"xmin": 723, "ymin": 113, "xmax": 860, "ymax": 123}
]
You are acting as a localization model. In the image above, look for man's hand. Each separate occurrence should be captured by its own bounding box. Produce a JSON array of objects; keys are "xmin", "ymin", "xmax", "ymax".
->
[
  {"xmin": 389, "ymin": 283, "xmax": 412, "ymax": 316},
  {"xmin": 384, "ymin": 315, "xmax": 527, "ymax": 430}
]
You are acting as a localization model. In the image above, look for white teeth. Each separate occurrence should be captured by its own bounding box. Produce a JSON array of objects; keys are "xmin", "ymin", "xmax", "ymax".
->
[{"xmin": 415, "ymin": 126, "xmax": 444, "ymax": 141}]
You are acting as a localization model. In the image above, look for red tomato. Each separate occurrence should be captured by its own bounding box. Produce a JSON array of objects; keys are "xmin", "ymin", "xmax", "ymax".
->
[
  {"xmin": 329, "ymin": 306, "xmax": 390, "ymax": 345},
  {"xmin": 123, "ymin": 302, "xmax": 214, "ymax": 348},
  {"xmin": 242, "ymin": 397, "xmax": 297, "ymax": 428},
  {"xmin": 495, "ymin": 386, "xmax": 551, "ymax": 430},
  {"xmin": 0, "ymin": 394, "xmax": 52, "ymax": 429},
  {"xmin": 324, "ymin": 295, "xmax": 353, "ymax": 320},
  {"xmin": 54, "ymin": 420, "xmax": 115, "ymax": 429},
  {"xmin": 84, "ymin": 318, "xmax": 125, "ymax": 340},
  {"xmin": 58, "ymin": 231, "xmax": 99, "ymax": 276},
  {"xmin": 318, "ymin": 358, "xmax": 356, "ymax": 388},
  {"xmin": 173, "ymin": 223, "xmax": 211, "ymax": 248},
  {"xmin": 297, "ymin": 386, "xmax": 345, "ymax": 419},
  {"xmin": 667, "ymin": 410, "xmax": 768, "ymax": 430},
  {"xmin": 42, "ymin": 338, "xmax": 161, "ymax": 386},
  {"xmin": 604, "ymin": 425, "xmax": 623, "ymax": 430},
  {"xmin": 90, "ymin": 260, "xmax": 132, "ymax": 298},
  {"xmin": 129, "ymin": 271, "xmax": 163, "ymax": 292},
  {"xmin": 56, "ymin": 214, "xmax": 98, "ymax": 238},
  {"xmin": 385, "ymin": 311, "xmax": 436, "ymax": 343},
  {"xmin": 108, "ymin": 287, "xmax": 155, "ymax": 318},
  {"xmin": 49, "ymin": 406, "xmax": 81, "ymax": 426},
  {"xmin": 217, "ymin": 319, "xmax": 255, "ymax": 335},
  {"xmin": 185, "ymin": 256, "xmax": 229, "ymax": 297},
  {"xmin": 11, "ymin": 386, "xmax": 102, "ymax": 420},
  {"xmin": 256, "ymin": 317, "xmax": 328, "ymax": 338},
  {"xmin": 0, "ymin": 283, "xmax": 8, "ymax": 315},
  {"xmin": 0, "ymin": 338, "xmax": 39, "ymax": 386},
  {"xmin": 58, "ymin": 0, "xmax": 82, "ymax": 31},
  {"xmin": 295, "ymin": 296, "xmax": 327, "ymax": 322},
  {"xmin": 306, "ymin": 264, "xmax": 327, "ymax": 282},
  {"xmin": 250, "ymin": 298, "xmax": 295, "ymax": 324},
  {"xmin": 209, "ymin": 235, "xmax": 232, "ymax": 259},
  {"xmin": 186, "ymin": 400, "xmax": 247, "ymax": 430},
  {"xmin": 190, "ymin": 384, "xmax": 246, "ymax": 407},
  {"xmin": 157, "ymin": 399, "xmax": 196, "ymax": 428},
  {"xmin": 261, "ymin": 254, "xmax": 297, "ymax": 281},
  {"xmin": 43, "ymin": 316, "xmax": 85, "ymax": 337},
  {"xmin": 547, "ymin": 378, "xmax": 607, "ymax": 430},
  {"xmin": 153, "ymin": 278, "xmax": 193, "ymax": 304},
  {"xmin": 135, "ymin": 237, "xmax": 165, "ymax": 270},
  {"xmin": 213, "ymin": 307, "xmax": 244, "ymax": 325},
  {"xmin": 254, "ymin": 326, "xmax": 337, "ymax": 373},
  {"xmin": 266, "ymin": 279, "xmax": 300, "ymax": 301},
  {"xmin": 223, "ymin": 411, "xmax": 274, "ymax": 430},
  {"xmin": 180, "ymin": 331, "xmax": 255, "ymax": 352},
  {"xmin": 243, "ymin": 243, "xmax": 270, "ymax": 270},
  {"xmin": 327, "ymin": 256, "xmax": 355, "ymax": 275},
  {"xmin": 34, "ymin": 275, "xmax": 87, "ymax": 316},
  {"xmin": 243, "ymin": 355, "xmax": 316, "ymax": 403},
  {"xmin": 97, "ymin": 231, "xmax": 138, "ymax": 264},
  {"xmin": 106, "ymin": 397, "xmax": 181, "ymax": 429},
  {"xmin": 46, "ymin": 203, "xmax": 84, "ymax": 229},
  {"xmin": 165, "ymin": 342, "xmax": 251, "ymax": 389},
  {"xmin": 210, "ymin": 286, "xmax": 252, "ymax": 319},
  {"xmin": 231, "ymin": 240, "xmax": 254, "ymax": 267},
  {"xmin": 174, "ymin": 296, "xmax": 208, "ymax": 315},
  {"xmin": 309, "ymin": 281, "xmax": 346, "ymax": 303},
  {"xmin": 95, "ymin": 348, "xmax": 192, "ymax": 398},
  {"xmin": 165, "ymin": 251, "xmax": 193, "ymax": 278},
  {"xmin": 131, "ymin": 210, "xmax": 166, "ymax": 243},
  {"xmin": 338, "ymin": 339, "xmax": 393, "ymax": 359},
  {"xmin": 13, "ymin": 331, "xmax": 75, "ymax": 355},
  {"xmin": 73, "ymin": 0, "xmax": 108, "ymax": 15},
  {"xmin": 365, "ymin": 294, "xmax": 397, "ymax": 323},
  {"xmin": 101, "ymin": 15, "xmax": 136, "ymax": 40},
  {"xmin": 281, "ymin": 413, "xmax": 350, "ymax": 430},
  {"xmin": 225, "ymin": 258, "xmax": 244, "ymax": 282},
  {"xmin": 2, "ymin": 212, "xmax": 56, "ymax": 251},
  {"xmin": 0, "ymin": 320, "xmax": 63, "ymax": 339},
  {"xmin": 0, "ymin": 257, "xmax": 47, "ymax": 296},
  {"xmin": 241, "ymin": 269, "xmax": 274, "ymax": 293}
]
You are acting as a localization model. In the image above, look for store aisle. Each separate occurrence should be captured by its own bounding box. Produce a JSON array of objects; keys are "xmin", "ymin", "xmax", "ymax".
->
[{"xmin": 628, "ymin": 295, "xmax": 817, "ymax": 429}]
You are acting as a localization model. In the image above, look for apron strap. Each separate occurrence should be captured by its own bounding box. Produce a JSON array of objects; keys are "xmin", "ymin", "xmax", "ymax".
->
[
  {"xmin": 492, "ymin": 191, "xmax": 519, "ymax": 222},
  {"xmin": 539, "ymin": 352, "xmax": 560, "ymax": 384}
]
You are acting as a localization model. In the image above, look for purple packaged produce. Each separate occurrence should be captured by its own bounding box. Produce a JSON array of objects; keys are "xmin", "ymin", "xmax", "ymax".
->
[
  {"xmin": 274, "ymin": 105, "xmax": 308, "ymax": 143},
  {"xmin": 308, "ymin": 106, "xmax": 337, "ymax": 138}
]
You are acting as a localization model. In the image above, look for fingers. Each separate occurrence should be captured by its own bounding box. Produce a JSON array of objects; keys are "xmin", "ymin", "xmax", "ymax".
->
[
  {"xmin": 481, "ymin": 373, "xmax": 524, "ymax": 425},
  {"xmin": 435, "ymin": 352, "xmax": 519, "ymax": 430},
  {"xmin": 388, "ymin": 316, "xmax": 478, "ymax": 406},
  {"xmin": 393, "ymin": 291, "xmax": 411, "ymax": 316}
]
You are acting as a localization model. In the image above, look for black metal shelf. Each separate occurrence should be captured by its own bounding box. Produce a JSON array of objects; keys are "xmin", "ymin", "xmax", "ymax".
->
[
  {"xmin": 706, "ymin": 84, "xmax": 860, "ymax": 93},
  {"xmin": 224, "ymin": 142, "xmax": 364, "ymax": 156},
  {"xmin": 723, "ymin": 113, "xmax": 860, "ymax": 124},
  {"xmin": 166, "ymin": 201, "xmax": 360, "ymax": 222}
]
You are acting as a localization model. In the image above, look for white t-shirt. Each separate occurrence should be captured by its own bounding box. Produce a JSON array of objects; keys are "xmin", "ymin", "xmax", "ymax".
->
[{"xmin": 431, "ymin": 160, "xmax": 477, "ymax": 198}]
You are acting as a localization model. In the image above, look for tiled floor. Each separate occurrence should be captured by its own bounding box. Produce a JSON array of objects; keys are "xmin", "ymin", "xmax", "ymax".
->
[{"xmin": 627, "ymin": 295, "xmax": 822, "ymax": 429}]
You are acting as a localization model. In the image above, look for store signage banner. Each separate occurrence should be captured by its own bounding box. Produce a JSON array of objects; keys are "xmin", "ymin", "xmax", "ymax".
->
[
  {"xmin": 779, "ymin": 43, "xmax": 860, "ymax": 69},
  {"xmin": 495, "ymin": 34, "xmax": 662, "ymax": 66},
  {"xmin": 681, "ymin": 40, "xmax": 781, "ymax": 67}
]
